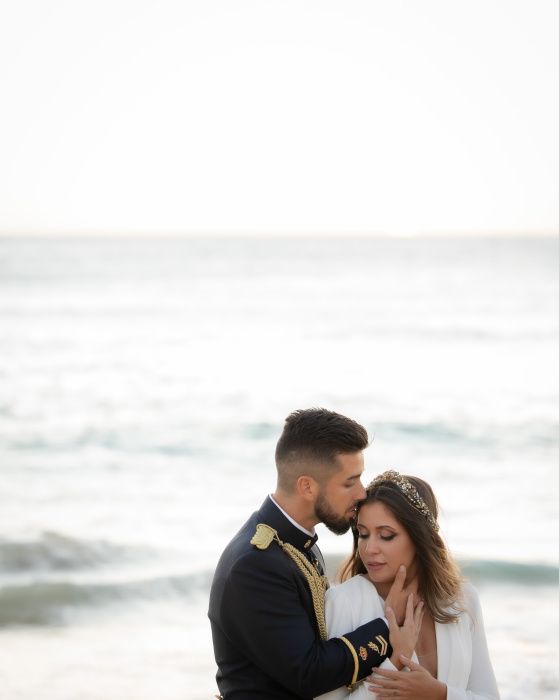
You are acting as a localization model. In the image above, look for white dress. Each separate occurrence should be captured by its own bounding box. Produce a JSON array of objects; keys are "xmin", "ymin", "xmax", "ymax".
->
[{"xmin": 315, "ymin": 575, "xmax": 500, "ymax": 700}]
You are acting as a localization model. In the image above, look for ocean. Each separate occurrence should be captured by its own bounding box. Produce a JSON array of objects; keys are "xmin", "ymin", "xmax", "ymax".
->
[{"xmin": 0, "ymin": 235, "xmax": 558, "ymax": 699}]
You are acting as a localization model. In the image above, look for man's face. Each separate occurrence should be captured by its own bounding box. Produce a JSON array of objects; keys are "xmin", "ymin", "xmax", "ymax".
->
[{"xmin": 314, "ymin": 452, "xmax": 366, "ymax": 534}]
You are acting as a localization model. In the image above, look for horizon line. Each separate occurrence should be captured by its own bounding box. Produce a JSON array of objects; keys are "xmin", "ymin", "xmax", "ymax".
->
[{"xmin": 1, "ymin": 228, "xmax": 558, "ymax": 239}]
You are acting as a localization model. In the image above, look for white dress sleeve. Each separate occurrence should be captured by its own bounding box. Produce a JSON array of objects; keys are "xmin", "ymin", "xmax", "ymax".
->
[
  {"xmin": 446, "ymin": 586, "xmax": 500, "ymax": 700},
  {"xmin": 314, "ymin": 584, "xmax": 362, "ymax": 700},
  {"xmin": 315, "ymin": 578, "xmax": 395, "ymax": 700}
]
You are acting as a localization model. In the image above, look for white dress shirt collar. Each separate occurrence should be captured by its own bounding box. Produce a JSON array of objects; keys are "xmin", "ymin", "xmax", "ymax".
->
[{"xmin": 269, "ymin": 494, "xmax": 316, "ymax": 537}]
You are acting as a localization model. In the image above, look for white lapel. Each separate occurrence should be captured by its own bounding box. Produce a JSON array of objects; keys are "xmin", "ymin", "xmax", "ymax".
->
[
  {"xmin": 435, "ymin": 619, "xmax": 452, "ymax": 682},
  {"xmin": 435, "ymin": 613, "xmax": 471, "ymax": 686}
]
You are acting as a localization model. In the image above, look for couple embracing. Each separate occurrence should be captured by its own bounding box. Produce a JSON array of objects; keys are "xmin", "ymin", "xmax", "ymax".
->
[{"xmin": 209, "ymin": 408, "xmax": 499, "ymax": 699}]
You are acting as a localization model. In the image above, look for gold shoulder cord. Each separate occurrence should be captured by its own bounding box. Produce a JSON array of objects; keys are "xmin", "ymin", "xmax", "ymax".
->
[{"xmin": 251, "ymin": 523, "xmax": 329, "ymax": 641}]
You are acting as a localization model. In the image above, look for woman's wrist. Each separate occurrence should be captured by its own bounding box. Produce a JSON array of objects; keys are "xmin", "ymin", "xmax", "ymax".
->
[{"xmin": 389, "ymin": 646, "xmax": 413, "ymax": 670}]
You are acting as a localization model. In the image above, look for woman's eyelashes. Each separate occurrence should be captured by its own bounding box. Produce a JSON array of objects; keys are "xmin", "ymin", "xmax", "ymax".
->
[{"xmin": 357, "ymin": 531, "xmax": 397, "ymax": 541}]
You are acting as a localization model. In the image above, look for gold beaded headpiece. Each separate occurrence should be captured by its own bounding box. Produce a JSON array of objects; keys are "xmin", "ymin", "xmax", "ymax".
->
[{"xmin": 368, "ymin": 470, "xmax": 439, "ymax": 532}]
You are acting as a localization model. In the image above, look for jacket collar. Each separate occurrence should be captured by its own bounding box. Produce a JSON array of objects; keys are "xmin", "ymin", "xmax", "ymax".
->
[{"xmin": 257, "ymin": 496, "xmax": 319, "ymax": 553}]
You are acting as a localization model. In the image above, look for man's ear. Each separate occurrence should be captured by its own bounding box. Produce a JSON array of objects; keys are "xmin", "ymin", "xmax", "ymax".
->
[{"xmin": 296, "ymin": 474, "xmax": 320, "ymax": 502}]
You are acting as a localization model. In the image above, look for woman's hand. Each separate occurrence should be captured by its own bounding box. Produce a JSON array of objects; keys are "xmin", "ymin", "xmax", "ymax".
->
[
  {"xmin": 367, "ymin": 655, "xmax": 447, "ymax": 699},
  {"xmin": 385, "ymin": 594, "xmax": 423, "ymax": 669},
  {"xmin": 384, "ymin": 565, "xmax": 418, "ymax": 625}
]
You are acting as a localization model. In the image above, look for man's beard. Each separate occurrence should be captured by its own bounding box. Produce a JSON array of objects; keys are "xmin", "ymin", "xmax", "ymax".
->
[{"xmin": 314, "ymin": 492, "xmax": 354, "ymax": 535}]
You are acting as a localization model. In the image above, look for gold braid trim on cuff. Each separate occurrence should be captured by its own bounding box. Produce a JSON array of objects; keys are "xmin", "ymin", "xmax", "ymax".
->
[
  {"xmin": 339, "ymin": 636, "xmax": 359, "ymax": 690},
  {"xmin": 250, "ymin": 523, "xmax": 329, "ymax": 641}
]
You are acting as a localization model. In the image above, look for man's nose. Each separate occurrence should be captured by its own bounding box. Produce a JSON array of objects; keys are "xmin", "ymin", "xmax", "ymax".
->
[{"xmin": 355, "ymin": 481, "xmax": 366, "ymax": 501}]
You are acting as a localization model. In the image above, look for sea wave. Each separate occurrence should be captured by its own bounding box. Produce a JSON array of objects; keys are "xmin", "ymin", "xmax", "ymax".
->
[
  {"xmin": 460, "ymin": 559, "xmax": 559, "ymax": 585},
  {"xmin": 3, "ymin": 418, "xmax": 559, "ymax": 455},
  {"xmin": 0, "ymin": 532, "xmax": 150, "ymax": 573},
  {"xmin": 325, "ymin": 555, "xmax": 559, "ymax": 587},
  {"xmin": 2, "ymin": 432, "xmax": 201, "ymax": 454},
  {"xmin": 0, "ymin": 571, "xmax": 212, "ymax": 626},
  {"xmin": 1, "ymin": 558, "xmax": 557, "ymax": 627},
  {"xmin": 372, "ymin": 419, "xmax": 559, "ymax": 450}
]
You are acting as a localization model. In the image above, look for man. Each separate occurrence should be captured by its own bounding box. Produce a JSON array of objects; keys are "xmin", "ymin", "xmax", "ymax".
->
[{"xmin": 209, "ymin": 408, "xmax": 414, "ymax": 699}]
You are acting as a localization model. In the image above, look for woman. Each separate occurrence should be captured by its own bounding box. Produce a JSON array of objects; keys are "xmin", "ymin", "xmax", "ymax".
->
[{"xmin": 316, "ymin": 470, "xmax": 499, "ymax": 700}]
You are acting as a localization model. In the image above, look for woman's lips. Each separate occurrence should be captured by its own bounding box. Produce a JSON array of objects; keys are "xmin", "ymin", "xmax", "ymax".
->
[{"xmin": 367, "ymin": 562, "xmax": 386, "ymax": 570}]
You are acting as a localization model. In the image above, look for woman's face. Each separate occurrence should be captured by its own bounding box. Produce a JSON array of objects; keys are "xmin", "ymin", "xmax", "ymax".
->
[{"xmin": 356, "ymin": 500, "xmax": 417, "ymax": 592}]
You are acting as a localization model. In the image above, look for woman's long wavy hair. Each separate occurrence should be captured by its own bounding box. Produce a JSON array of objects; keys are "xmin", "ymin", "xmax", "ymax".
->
[{"xmin": 339, "ymin": 475, "xmax": 463, "ymax": 624}]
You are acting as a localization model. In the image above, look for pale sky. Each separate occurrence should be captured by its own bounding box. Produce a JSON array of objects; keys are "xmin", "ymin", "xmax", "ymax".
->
[{"xmin": 1, "ymin": 0, "xmax": 558, "ymax": 236}]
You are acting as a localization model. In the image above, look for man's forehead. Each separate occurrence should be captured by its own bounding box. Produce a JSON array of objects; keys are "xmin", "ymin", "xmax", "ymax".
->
[{"xmin": 334, "ymin": 451, "xmax": 364, "ymax": 475}]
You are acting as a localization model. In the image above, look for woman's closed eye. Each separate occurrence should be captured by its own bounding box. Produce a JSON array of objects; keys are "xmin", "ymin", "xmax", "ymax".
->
[
  {"xmin": 380, "ymin": 533, "xmax": 397, "ymax": 541},
  {"xmin": 357, "ymin": 531, "xmax": 397, "ymax": 541}
]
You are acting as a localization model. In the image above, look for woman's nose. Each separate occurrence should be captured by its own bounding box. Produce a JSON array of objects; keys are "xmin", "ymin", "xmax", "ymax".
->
[{"xmin": 365, "ymin": 537, "xmax": 380, "ymax": 554}]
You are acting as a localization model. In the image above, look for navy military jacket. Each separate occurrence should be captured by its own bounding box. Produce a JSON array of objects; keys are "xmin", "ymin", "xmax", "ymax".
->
[{"xmin": 208, "ymin": 497, "xmax": 391, "ymax": 699}]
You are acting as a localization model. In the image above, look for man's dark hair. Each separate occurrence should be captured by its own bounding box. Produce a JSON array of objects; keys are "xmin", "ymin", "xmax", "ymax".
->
[{"xmin": 275, "ymin": 408, "xmax": 369, "ymax": 491}]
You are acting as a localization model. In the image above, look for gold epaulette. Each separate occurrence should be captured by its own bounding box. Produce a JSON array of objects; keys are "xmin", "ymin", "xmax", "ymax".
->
[
  {"xmin": 250, "ymin": 522, "xmax": 329, "ymax": 640},
  {"xmin": 250, "ymin": 523, "xmax": 277, "ymax": 550}
]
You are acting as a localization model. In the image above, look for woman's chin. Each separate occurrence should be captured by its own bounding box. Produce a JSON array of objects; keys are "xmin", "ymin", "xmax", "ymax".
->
[{"xmin": 366, "ymin": 569, "xmax": 394, "ymax": 587}]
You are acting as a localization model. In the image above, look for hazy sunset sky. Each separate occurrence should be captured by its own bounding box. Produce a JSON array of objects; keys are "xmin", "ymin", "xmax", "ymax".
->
[{"xmin": 1, "ymin": 1, "xmax": 558, "ymax": 235}]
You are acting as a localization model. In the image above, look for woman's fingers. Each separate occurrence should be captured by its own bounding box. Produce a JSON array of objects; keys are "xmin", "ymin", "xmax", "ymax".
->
[
  {"xmin": 368, "ymin": 679, "xmax": 399, "ymax": 699},
  {"xmin": 384, "ymin": 565, "xmax": 408, "ymax": 624},
  {"xmin": 385, "ymin": 605, "xmax": 397, "ymax": 634},
  {"xmin": 368, "ymin": 674, "xmax": 398, "ymax": 689},
  {"xmin": 392, "ymin": 564, "xmax": 407, "ymax": 593},
  {"xmin": 369, "ymin": 667, "xmax": 399, "ymax": 679},
  {"xmin": 413, "ymin": 600, "xmax": 424, "ymax": 629},
  {"xmin": 404, "ymin": 592, "xmax": 415, "ymax": 625},
  {"xmin": 400, "ymin": 654, "xmax": 423, "ymax": 671}
]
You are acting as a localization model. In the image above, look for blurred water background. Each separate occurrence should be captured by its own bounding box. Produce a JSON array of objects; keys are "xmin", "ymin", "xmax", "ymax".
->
[{"xmin": 0, "ymin": 235, "xmax": 558, "ymax": 699}]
